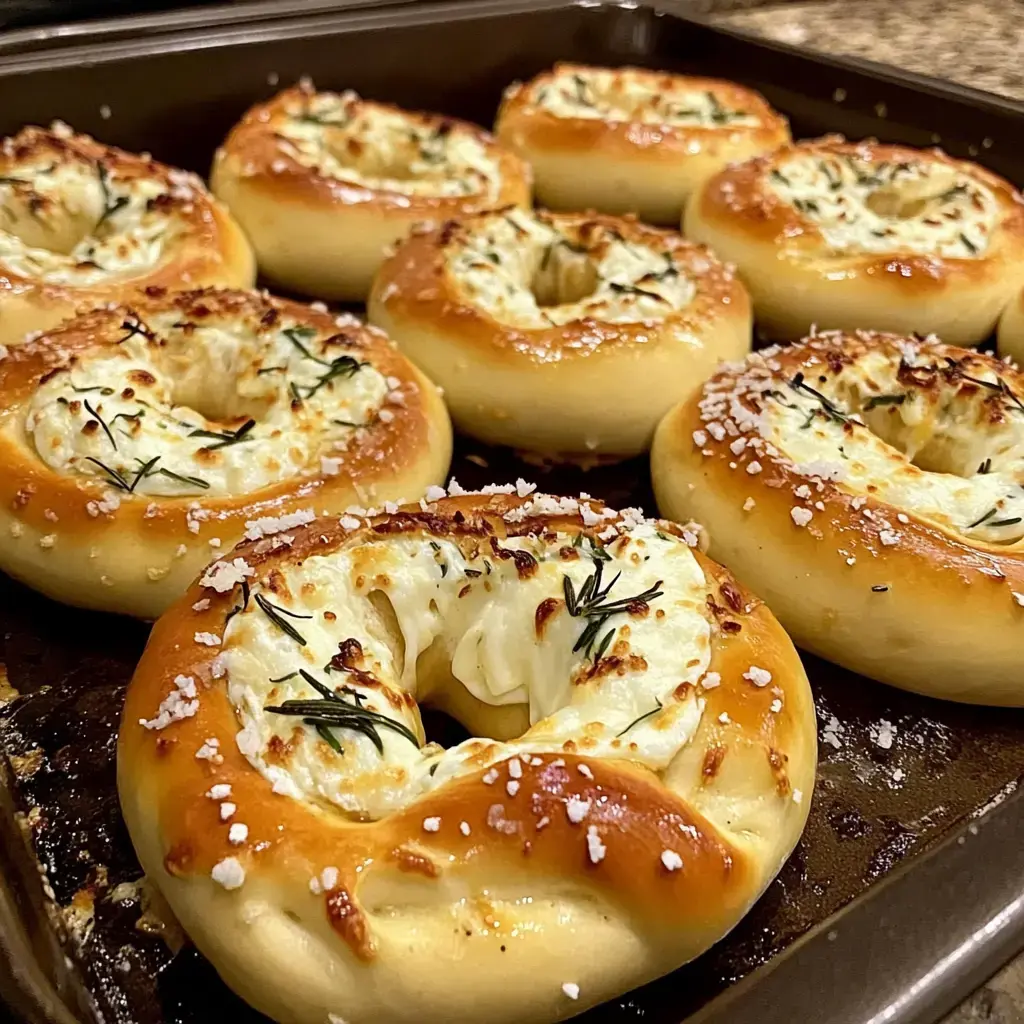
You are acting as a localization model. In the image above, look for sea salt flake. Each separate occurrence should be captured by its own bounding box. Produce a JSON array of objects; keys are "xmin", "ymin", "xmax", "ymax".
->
[
  {"xmin": 422, "ymin": 816, "xmax": 441, "ymax": 832},
  {"xmin": 702, "ymin": 672, "xmax": 721, "ymax": 689},
  {"xmin": 586, "ymin": 825, "xmax": 606, "ymax": 863},
  {"xmin": 661, "ymin": 850, "xmax": 683, "ymax": 871},
  {"xmin": 565, "ymin": 796, "xmax": 591, "ymax": 823},
  {"xmin": 790, "ymin": 506, "xmax": 813, "ymax": 527},
  {"xmin": 743, "ymin": 666, "xmax": 772, "ymax": 687},
  {"xmin": 194, "ymin": 631, "xmax": 221, "ymax": 646},
  {"xmin": 140, "ymin": 675, "xmax": 198, "ymax": 730},
  {"xmin": 200, "ymin": 558, "xmax": 254, "ymax": 592},
  {"xmin": 228, "ymin": 823, "xmax": 248, "ymax": 845},
  {"xmin": 211, "ymin": 857, "xmax": 245, "ymax": 890}
]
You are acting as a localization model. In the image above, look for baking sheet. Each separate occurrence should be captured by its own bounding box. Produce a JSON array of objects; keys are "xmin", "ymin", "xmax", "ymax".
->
[{"xmin": 0, "ymin": 2, "xmax": 1023, "ymax": 1022}]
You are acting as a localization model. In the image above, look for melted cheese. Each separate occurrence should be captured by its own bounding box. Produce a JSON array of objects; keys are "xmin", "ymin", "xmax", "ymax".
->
[
  {"xmin": 700, "ymin": 335, "xmax": 1024, "ymax": 543},
  {"xmin": 526, "ymin": 67, "xmax": 761, "ymax": 129},
  {"xmin": 0, "ymin": 146, "xmax": 200, "ymax": 285},
  {"xmin": 27, "ymin": 312, "xmax": 392, "ymax": 497},
  {"xmin": 764, "ymin": 150, "xmax": 999, "ymax": 258},
  {"xmin": 221, "ymin": 519, "xmax": 711, "ymax": 820},
  {"xmin": 275, "ymin": 91, "xmax": 502, "ymax": 200},
  {"xmin": 446, "ymin": 210, "xmax": 697, "ymax": 329}
]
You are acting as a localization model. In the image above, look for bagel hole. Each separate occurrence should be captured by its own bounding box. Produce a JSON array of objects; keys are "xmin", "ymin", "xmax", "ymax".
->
[
  {"xmin": 5, "ymin": 192, "xmax": 101, "ymax": 255},
  {"xmin": 863, "ymin": 168, "xmax": 959, "ymax": 221},
  {"xmin": 531, "ymin": 242, "xmax": 599, "ymax": 308}
]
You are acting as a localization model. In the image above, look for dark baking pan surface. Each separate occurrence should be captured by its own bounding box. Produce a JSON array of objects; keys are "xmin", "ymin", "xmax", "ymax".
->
[{"xmin": 1, "ymin": 2, "xmax": 1023, "ymax": 1023}]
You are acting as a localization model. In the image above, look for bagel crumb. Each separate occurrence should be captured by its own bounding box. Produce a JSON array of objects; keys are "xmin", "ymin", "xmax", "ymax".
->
[
  {"xmin": 562, "ymin": 983, "xmax": 580, "ymax": 1000},
  {"xmin": 661, "ymin": 850, "xmax": 683, "ymax": 871},
  {"xmin": 586, "ymin": 825, "xmax": 606, "ymax": 863},
  {"xmin": 211, "ymin": 857, "xmax": 245, "ymax": 890},
  {"xmin": 422, "ymin": 816, "xmax": 441, "ymax": 832},
  {"xmin": 228, "ymin": 823, "xmax": 248, "ymax": 845}
]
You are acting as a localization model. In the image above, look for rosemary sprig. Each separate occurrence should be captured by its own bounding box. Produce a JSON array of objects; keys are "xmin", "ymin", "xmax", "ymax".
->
[
  {"xmin": 295, "ymin": 111, "xmax": 350, "ymax": 129},
  {"xmin": 968, "ymin": 507, "xmax": 997, "ymax": 529},
  {"xmin": 863, "ymin": 393, "xmax": 907, "ymax": 410},
  {"xmin": 70, "ymin": 383, "xmax": 115, "ymax": 395},
  {"xmin": 266, "ymin": 667, "xmax": 419, "ymax": 755},
  {"xmin": 793, "ymin": 197, "xmax": 820, "ymax": 215},
  {"xmin": 991, "ymin": 517, "xmax": 1023, "ymax": 527},
  {"xmin": 616, "ymin": 698, "xmax": 663, "ymax": 737},
  {"xmin": 563, "ymin": 558, "xmax": 663, "ymax": 658},
  {"xmin": 253, "ymin": 593, "xmax": 311, "ymax": 646},
  {"xmin": 225, "ymin": 580, "xmax": 251, "ymax": 625},
  {"xmin": 769, "ymin": 169, "xmax": 790, "ymax": 186},
  {"xmin": 608, "ymin": 281, "xmax": 666, "ymax": 302},
  {"xmin": 154, "ymin": 466, "xmax": 210, "ymax": 490},
  {"xmin": 977, "ymin": 458, "xmax": 992, "ymax": 475},
  {"xmin": 84, "ymin": 457, "xmax": 131, "ymax": 491},
  {"xmin": 959, "ymin": 232, "xmax": 979, "ymax": 254},
  {"xmin": 189, "ymin": 418, "xmax": 257, "ymax": 450},
  {"xmin": 789, "ymin": 372, "xmax": 851, "ymax": 426},
  {"xmin": 96, "ymin": 162, "xmax": 129, "ymax": 226},
  {"xmin": 282, "ymin": 326, "xmax": 323, "ymax": 363},
  {"xmin": 83, "ymin": 399, "xmax": 117, "ymax": 449},
  {"xmin": 300, "ymin": 356, "xmax": 365, "ymax": 400}
]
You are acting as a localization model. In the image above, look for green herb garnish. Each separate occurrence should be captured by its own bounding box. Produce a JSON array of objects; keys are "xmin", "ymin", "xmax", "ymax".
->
[{"xmin": 254, "ymin": 593, "xmax": 311, "ymax": 646}]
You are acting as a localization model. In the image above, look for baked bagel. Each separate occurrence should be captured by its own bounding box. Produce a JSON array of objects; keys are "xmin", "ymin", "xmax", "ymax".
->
[
  {"xmin": 118, "ymin": 488, "xmax": 815, "ymax": 1024},
  {"xmin": 0, "ymin": 288, "xmax": 450, "ymax": 618},
  {"xmin": 495, "ymin": 64, "xmax": 790, "ymax": 225},
  {"xmin": 368, "ymin": 208, "xmax": 752, "ymax": 459},
  {"xmin": 652, "ymin": 329, "xmax": 1024, "ymax": 704},
  {"xmin": 211, "ymin": 82, "xmax": 531, "ymax": 301},
  {"xmin": 684, "ymin": 137, "xmax": 1024, "ymax": 343},
  {"xmin": 0, "ymin": 122, "xmax": 254, "ymax": 348},
  {"xmin": 996, "ymin": 286, "xmax": 1024, "ymax": 365}
]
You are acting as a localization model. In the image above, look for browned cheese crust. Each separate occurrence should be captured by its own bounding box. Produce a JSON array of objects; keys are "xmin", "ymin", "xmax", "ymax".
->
[
  {"xmin": 0, "ymin": 288, "xmax": 451, "ymax": 618},
  {"xmin": 118, "ymin": 493, "xmax": 815, "ymax": 1024},
  {"xmin": 0, "ymin": 124, "xmax": 254, "ymax": 346},
  {"xmin": 684, "ymin": 136, "xmax": 1024, "ymax": 344},
  {"xmin": 496, "ymin": 64, "xmax": 790, "ymax": 224},
  {"xmin": 652, "ymin": 329, "xmax": 1024, "ymax": 703},
  {"xmin": 211, "ymin": 83, "xmax": 532, "ymax": 301}
]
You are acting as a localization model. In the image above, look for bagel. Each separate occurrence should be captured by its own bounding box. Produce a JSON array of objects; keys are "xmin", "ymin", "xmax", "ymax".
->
[
  {"xmin": 118, "ymin": 487, "xmax": 815, "ymax": 1024},
  {"xmin": 651, "ymin": 328, "xmax": 1024, "ymax": 704},
  {"xmin": 684, "ymin": 136, "xmax": 1024, "ymax": 343},
  {"xmin": 211, "ymin": 82, "xmax": 531, "ymax": 301},
  {"xmin": 0, "ymin": 122, "xmax": 254, "ymax": 348},
  {"xmin": 996, "ymin": 286, "xmax": 1024, "ymax": 365},
  {"xmin": 0, "ymin": 287, "xmax": 451, "ymax": 618},
  {"xmin": 495, "ymin": 64, "xmax": 790, "ymax": 225},
  {"xmin": 368, "ymin": 208, "xmax": 752, "ymax": 459}
]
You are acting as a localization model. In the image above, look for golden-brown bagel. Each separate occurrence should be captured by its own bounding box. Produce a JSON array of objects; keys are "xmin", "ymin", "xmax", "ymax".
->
[
  {"xmin": 0, "ymin": 123, "xmax": 254, "ymax": 348},
  {"xmin": 118, "ymin": 488, "xmax": 815, "ymax": 1024},
  {"xmin": 495, "ymin": 64, "xmax": 790, "ymax": 225},
  {"xmin": 684, "ymin": 137, "xmax": 1024, "ymax": 344},
  {"xmin": 211, "ymin": 82, "xmax": 531, "ymax": 301},
  {"xmin": 368, "ymin": 208, "xmax": 752, "ymax": 460},
  {"xmin": 652, "ymin": 329, "xmax": 1024, "ymax": 704},
  {"xmin": 0, "ymin": 288, "xmax": 451, "ymax": 618},
  {"xmin": 997, "ymin": 286, "xmax": 1024, "ymax": 364}
]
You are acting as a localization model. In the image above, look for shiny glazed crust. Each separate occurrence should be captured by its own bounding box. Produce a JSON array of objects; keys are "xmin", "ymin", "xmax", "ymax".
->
[
  {"xmin": 0, "ymin": 125, "xmax": 255, "ymax": 347},
  {"xmin": 684, "ymin": 137, "xmax": 1024, "ymax": 343},
  {"xmin": 495, "ymin": 64, "xmax": 790, "ymax": 225},
  {"xmin": 0, "ymin": 289, "xmax": 451, "ymax": 618},
  {"xmin": 651, "ymin": 331, "xmax": 1024, "ymax": 704},
  {"xmin": 118, "ymin": 493, "xmax": 815, "ymax": 1024},
  {"xmin": 368, "ymin": 211, "xmax": 752, "ymax": 459},
  {"xmin": 211, "ymin": 85, "xmax": 532, "ymax": 301},
  {"xmin": 997, "ymin": 286, "xmax": 1024, "ymax": 364}
]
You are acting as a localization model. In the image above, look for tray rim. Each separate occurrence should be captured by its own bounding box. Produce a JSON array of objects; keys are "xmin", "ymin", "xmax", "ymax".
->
[{"xmin": 0, "ymin": 2, "xmax": 1021, "ymax": 1022}]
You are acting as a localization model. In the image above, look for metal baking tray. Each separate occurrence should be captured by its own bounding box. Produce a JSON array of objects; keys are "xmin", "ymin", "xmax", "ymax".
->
[{"xmin": 1, "ymin": 1, "xmax": 1023, "ymax": 1022}]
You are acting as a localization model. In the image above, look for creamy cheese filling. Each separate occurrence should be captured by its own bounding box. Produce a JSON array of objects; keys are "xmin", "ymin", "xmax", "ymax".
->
[
  {"xmin": 527, "ymin": 67, "xmax": 761, "ymax": 128},
  {"xmin": 764, "ymin": 152, "xmax": 999, "ymax": 258},
  {"xmin": 220, "ymin": 518, "xmax": 711, "ymax": 820},
  {"xmin": 0, "ymin": 152, "xmax": 194, "ymax": 285},
  {"xmin": 275, "ymin": 91, "xmax": 502, "ymax": 200},
  {"xmin": 703, "ymin": 338, "xmax": 1024, "ymax": 543},
  {"xmin": 446, "ymin": 210, "xmax": 697, "ymax": 329},
  {"xmin": 27, "ymin": 312, "xmax": 392, "ymax": 497}
]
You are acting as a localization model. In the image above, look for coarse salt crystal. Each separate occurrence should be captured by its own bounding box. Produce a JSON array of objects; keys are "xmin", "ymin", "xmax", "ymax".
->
[
  {"xmin": 577, "ymin": 764, "xmax": 593, "ymax": 780},
  {"xmin": 140, "ymin": 675, "xmax": 198, "ymax": 730},
  {"xmin": 459, "ymin": 821, "xmax": 471, "ymax": 836},
  {"xmin": 718, "ymin": 712, "xmax": 731, "ymax": 724},
  {"xmin": 422, "ymin": 816, "xmax": 441, "ymax": 832},
  {"xmin": 508, "ymin": 757, "xmax": 522, "ymax": 779},
  {"xmin": 194, "ymin": 631, "xmax": 221, "ymax": 646},
  {"xmin": 340, "ymin": 515, "xmax": 361, "ymax": 530},
  {"xmin": 219, "ymin": 802, "xmax": 236, "ymax": 820},
  {"xmin": 211, "ymin": 857, "xmax": 245, "ymax": 890},
  {"xmin": 243, "ymin": 509, "xmax": 315, "ymax": 540},
  {"xmin": 200, "ymin": 558, "xmax": 254, "ymax": 592},
  {"xmin": 792, "ymin": 789, "xmax": 804, "ymax": 805},
  {"xmin": 320, "ymin": 866, "xmax": 339, "ymax": 891},
  {"xmin": 790, "ymin": 507, "xmax": 813, "ymax": 527},
  {"xmin": 228, "ymin": 823, "xmax": 248, "ymax": 845},
  {"xmin": 586, "ymin": 825, "xmax": 606, "ymax": 863},
  {"xmin": 744, "ymin": 666, "xmax": 772, "ymax": 687},
  {"xmin": 195, "ymin": 738, "xmax": 220, "ymax": 761},
  {"xmin": 321, "ymin": 456, "xmax": 342, "ymax": 476},
  {"xmin": 879, "ymin": 530, "xmax": 900, "ymax": 547},
  {"xmin": 661, "ymin": 850, "xmax": 683, "ymax": 871},
  {"xmin": 1013, "ymin": 592, "xmax": 1024, "ymax": 607},
  {"xmin": 565, "ymin": 796, "xmax": 591, "ymax": 823},
  {"xmin": 506, "ymin": 780, "xmax": 520, "ymax": 796},
  {"xmin": 743, "ymin": 497, "xmax": 756, "ymax": 511},
  {"xmin": 770, "ymin": 698, "xmax": 783, "ymax": 713},
  {"xmin": 192, "ymin": 598, "xmax": 211, "ymax": 612},
  {"xmin": 207, "ymin": 784, "xmax": 232, "ymax": 800},
  {"xmin": 562, "ymin": 983, "xmax": 580, "ymax": 1000},
  {"xmin": 482, "ymin": 768, "xmax": 499, "ymax": 785},
  {"xmin": 746, "ymin": 460, "xmax": 763, "ymax": 475},
  {"xmin": 692, "ymin": 430, "xmax": 707, "ymax": 447}
]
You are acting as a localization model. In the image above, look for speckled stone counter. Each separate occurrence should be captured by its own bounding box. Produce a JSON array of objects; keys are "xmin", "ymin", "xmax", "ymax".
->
[
  {"xmin": 701, "ymin": 2, "xmax": 1024, "ymax": 1020},
  {"xmin": 709, "ymin": 0, "xmax": 1024, "ymax": 103}
]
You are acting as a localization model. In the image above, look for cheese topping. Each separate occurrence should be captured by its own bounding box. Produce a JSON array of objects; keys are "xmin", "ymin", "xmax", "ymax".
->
[
  {"xmin": 445, "ymin": 210, "xmax": 698, "ymax": 329},
  {"xmin": 0, "ymin": 125, "xmax": 207, "ymax": 285},
  {"xmin": 274, "ymin": 90, "xmax": 503, "ymax": 201},
  {"xmin": 700, "ymin": 333, "xmax": 1024, "ymax": 544},
  {"xmin": 220, "ymin": 509, "xmax": 711, "ymax": 820},
  {"xmin": 523, "ymin": 67, "xmax": 761, "ymax": 129},
  {"xmin": 764, "ymin": 148, "xmax": 999, "ymax": 258},
  {"xmin": 26, "ymin": 306, "xmax": 393, "ymax": 497}
]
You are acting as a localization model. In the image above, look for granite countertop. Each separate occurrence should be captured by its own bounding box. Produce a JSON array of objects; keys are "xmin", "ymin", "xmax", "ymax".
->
[{"xmin": 699, "ymin": 1, "xmax": 1024, "ymax": 1020}]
